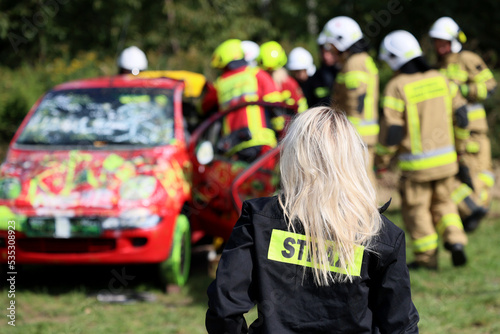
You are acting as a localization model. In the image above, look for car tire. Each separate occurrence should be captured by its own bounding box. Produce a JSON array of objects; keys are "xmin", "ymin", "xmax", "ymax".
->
[{"xmin": 159, "ymin": 214, "xmax": 191, "ymax": 288}]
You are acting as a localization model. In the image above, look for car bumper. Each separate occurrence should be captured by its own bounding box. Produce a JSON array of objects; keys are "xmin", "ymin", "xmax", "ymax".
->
[{"xmin": 0, "ymin": 221, "xmax": 175, "ymax": 265}]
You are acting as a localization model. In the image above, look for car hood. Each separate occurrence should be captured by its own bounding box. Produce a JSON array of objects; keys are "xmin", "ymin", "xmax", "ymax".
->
[{"xmin": 0, "ymin": 148, "xmax": 190, "ymax": 216}]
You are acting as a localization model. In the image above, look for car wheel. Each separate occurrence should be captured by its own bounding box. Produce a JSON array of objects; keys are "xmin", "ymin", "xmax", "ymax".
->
[{"xmin": 159, "ymin": 214, "xmax": 191, "ymax": 288}]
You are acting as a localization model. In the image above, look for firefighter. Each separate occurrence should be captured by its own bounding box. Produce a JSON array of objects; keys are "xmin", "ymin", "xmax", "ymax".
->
[
  {"xmin": 117, "ymin": 46, "xmax": 148, "ymax": 75},
  {"xmin": 257, "ymin": 41, "xmax": 308, "ymax": 115},
  {"xmin": 377, "ymin": 30, "xmax": 468, "ymax": 269},
  {"xmin": 321, "ymin": 16, "xmax": 379, "ymax": 185},
  {"xmin": 206, "ymin": 107, "xmax": 419, "ymax": 333},
  {"xmin": 306, "ymin": 32, "xmax": 339, "ymax": 107},
  {"xmin": 202, "ymin": 39, "xmax": 282, "ymax": 162},
  {"xmin": 286, "ymin": 47, "xmax": 317, "ymax": 107},
  {"xmin": 429, "ymin": 17, "xmax": 497, "ymax": 232}
]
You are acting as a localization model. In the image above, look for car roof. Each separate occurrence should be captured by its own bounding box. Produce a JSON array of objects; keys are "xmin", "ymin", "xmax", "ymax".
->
[
  {"xmin": 53, "ymin": 71, "xmax": 207, "ymax": 98},
  {"xmin": 53, "ymin": 74, "xmax": 182, "ymax": 91}
]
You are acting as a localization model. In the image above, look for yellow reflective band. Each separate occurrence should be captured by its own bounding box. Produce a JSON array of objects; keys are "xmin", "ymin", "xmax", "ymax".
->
[
  {"xmin": 451, "ymin": 183, "xmax": 473, "ymax": 204},
  {"xmin": 226, "ymin": 128, "xmax": 277, "ymax": 156},
  {"xmin": 442, "ymin": 64, "xmax": 468, "ymax": 83},
  {"xmin": 314, "ymin": 87, "xmax": 330, "ymax": 98},
  {"xmin": 376, "ymin": 143, "xmax": 397, "ymax": 155},
  {"xmin": 437, "ymin": 213, "xmax": 463, "ymax": 235},
  {"xmin": 271, "ymin": 116, "xmax": 285, "ymax": 131},
  {"xmin": 449, "ymin": 81, "xmax": 459, "ymax": 97},
  {"xmin": 474, "ymin": 69, "xmax": 494, "ymax": 83},
  {"xmin": 404, "ymin": 76, "xmax": 448, "ymax": 104},
  {"xmin": 479, "ymin": 171, "xmax": 495, "ymax": 188},
  {"xmin": 407, "ymin": 104, "xmax": 422, "ymax": 154},
  {"xmin": 267, "ymin": 229, "xmax": 364, "ymax": 277},
  {"xmin": 339, "ymin": 71, "xmax": 370, "ymax": 89},
  {"xmin": 297, "ymin": 97, "xmax": 308, "ymax": 113},
  {"xmin": 263, "ymin": 91, "xmax": 284, "ymax": 103},
  {"xmin": 398, "ymin": 151, "xmax": 457, "ymax": 171},
  {"xmin": 215, "ymin": 67, "xmax": 260, "ymax": 110},
  {"xmin": 468, "ymin": 108, "xmax": 486, "ymax": 122},
  {"xmin": 454, "ymin": 127, "xmax": 470, "ymax": 140},
  {"xmin": 347, "ymin": 116, "xmax": 380, "ymax": 136},
  {"xmin": 383, "ymin": 96, "xmax": 405, "ymax": 112},
  {"xmin": 465, "ymin": 141, "xmax": 480, "ymax": 153},
  {"xmin": 413, "ymin": 233, "xmax": 438, "ymax": 253},
  {"xmin": 476, "ymin": 82, "xmax": 488, "ymax": 100},
  {"xmin": 365, "ymin": 56, "xmax": 379, "ymax": 75}
]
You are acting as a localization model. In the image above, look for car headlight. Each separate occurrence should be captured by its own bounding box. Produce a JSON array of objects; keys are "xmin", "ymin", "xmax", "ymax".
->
[
  {"xmin": 0, "ymin": 178, "xmax": 21, "ymax": 200},
  {"xmin": 120, "ymin": 176, "xmax": 157, "ymax": 200}
]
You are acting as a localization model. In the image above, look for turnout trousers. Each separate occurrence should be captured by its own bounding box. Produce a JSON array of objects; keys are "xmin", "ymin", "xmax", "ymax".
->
[
  {"xmin": 453, "ymin": 132, "xmax": 495, "ymax": 219},
  {"xmin": 400, "ymin": 176, "xmax": 468, "ymax": 267}
]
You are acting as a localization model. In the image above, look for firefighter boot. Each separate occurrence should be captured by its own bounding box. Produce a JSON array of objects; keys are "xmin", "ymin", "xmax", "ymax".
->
[{"xmin": 444, "ymin": 242, "xmax": 467, "ymax": 267}]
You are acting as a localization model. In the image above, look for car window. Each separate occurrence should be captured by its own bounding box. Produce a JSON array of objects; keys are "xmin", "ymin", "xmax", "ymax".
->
[{"xmin": 16, "ymin": 87, "xmax": 175, "ymax": 147}]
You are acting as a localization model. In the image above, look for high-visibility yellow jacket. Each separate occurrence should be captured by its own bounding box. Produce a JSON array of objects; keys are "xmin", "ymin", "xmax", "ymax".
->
[
  {"xmin": 437, "ymin": 51, "xmax": 497, "ymax": 134},
  {"xmin": 333, "ymin": 52, "xmax": 379, "ymax": 146},
  {"xmin": 376, "ymin": 70, "xmax": 461, "ymax": 182}
]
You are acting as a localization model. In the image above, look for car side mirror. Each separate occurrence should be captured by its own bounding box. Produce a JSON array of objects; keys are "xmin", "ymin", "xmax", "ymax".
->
[{"xmin": 196, "ymin": 141, "xmax": 214, "ymax": 165}]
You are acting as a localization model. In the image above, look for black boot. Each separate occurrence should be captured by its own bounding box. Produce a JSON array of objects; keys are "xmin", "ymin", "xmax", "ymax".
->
[
  {"xmin": 462, "ymin": 207, "xmax": 488, "ymax": 233},
  {"xmin": 444, "ymin": 243, "xmax": 467, "ymax": 267}
]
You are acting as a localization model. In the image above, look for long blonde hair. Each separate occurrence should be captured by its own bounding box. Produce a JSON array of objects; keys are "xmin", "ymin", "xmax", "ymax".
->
[{"xmin": 278, "ymin": 106, "xmax": 382, "ymax": 285}]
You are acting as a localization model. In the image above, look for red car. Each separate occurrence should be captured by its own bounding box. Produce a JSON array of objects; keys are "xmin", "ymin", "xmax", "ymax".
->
[{"xmin": 0, "ymin": 71, "xmax": 207, "ymax": 286}]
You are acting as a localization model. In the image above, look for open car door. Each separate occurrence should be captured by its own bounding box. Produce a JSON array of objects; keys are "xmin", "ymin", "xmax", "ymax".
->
[{"xmin": 188, "ymin": 102, "xmax": 295, "ymax": 241}]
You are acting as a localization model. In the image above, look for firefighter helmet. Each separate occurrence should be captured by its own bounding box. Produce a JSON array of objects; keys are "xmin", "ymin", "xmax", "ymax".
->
[
  {"xmin": 287, "ymin": 47, "xmax": 316, "ymax": 76},
  {"xmin": 241, "ymin": 40, "xmax": 260, "ymax": 64},
  {"xmin": 118, "ymin": 46, "xmax": 148, "ymax": 75},
  {"xmin": 321, "ymin": 16, "xmax": 363, "ymax": 52},
  {"xmin": 429, "ymin": 17, "xmax": 466, "ymax": 53},
  {"xmin": 379, "ymin": 30, "xmax": 423, "ymax": 71},
  {"xmin": 211, "ymin": 39, "xmax": 245, "ymax": 69},
  {"xmin": 257, "ymin": 41, "xmax": 287, "ymax": 71}
]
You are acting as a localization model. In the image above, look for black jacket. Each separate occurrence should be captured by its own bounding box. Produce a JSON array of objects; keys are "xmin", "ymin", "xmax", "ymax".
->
[{"xmin": 206, "ymin": 196, "xmax": 419, "ymax": 334}]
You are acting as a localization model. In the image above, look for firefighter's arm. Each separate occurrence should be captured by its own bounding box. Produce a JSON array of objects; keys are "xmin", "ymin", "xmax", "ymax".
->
[
  {"xmin": 370, "ymin": 222, "xmax": 420, "ymax": 333},
  {"xmin": 460, "ymin": 53, "xmax": 497, "ymax": 101},
  {"xmin": 449, "ymin": 80, "xmax": 469, "ymax": 128},
  {"xmin": 375, "ymin": 86, "xmax": 404, "ymax": 175},
  {"xmin": 341, "ymin": 66, "xmax": 369, "ymax": 117},
  {"xmin": 206, "ymin": 202, "xmax": 256, "ymax": 334}
]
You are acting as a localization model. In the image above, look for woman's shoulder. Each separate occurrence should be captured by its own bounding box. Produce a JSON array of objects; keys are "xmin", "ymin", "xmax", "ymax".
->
[
  {"xmin": 243, "ymin": 196, "xmax": 284, "ymax": 220},
  {"xmin": 374, "ymin": 200, "xmax": 406, "ymax": 250}
]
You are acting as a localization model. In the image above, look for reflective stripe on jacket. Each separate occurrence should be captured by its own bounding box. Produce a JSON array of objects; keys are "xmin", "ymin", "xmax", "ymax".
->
[
  {"xmin": 212, "ymin": 66, "xmax": 281, "ymax": 151},
  {"xmin": 376, "ymin": 70, "xmax": 459, "ymax": 182},
  {"xmin": 438, "ymin": 51, "xmax": 497, "ymax": 134},
  {"xmin": 334, "ymin": 52, "xmax": 379, "ymax": 145}
]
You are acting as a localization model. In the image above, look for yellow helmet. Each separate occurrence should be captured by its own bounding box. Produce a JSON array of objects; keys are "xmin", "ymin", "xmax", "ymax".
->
[
  {"xmin": 257, "ymin": 41, "xmax": 287, "ymax": 71},
  {"xmin": 211, "ymin": 39, "xmax": 245, "ymax": 69}
]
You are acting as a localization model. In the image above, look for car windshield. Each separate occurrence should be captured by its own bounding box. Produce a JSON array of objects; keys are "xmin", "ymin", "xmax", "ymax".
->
[{"xmin": 16, "ymin": 87, "xmax": 175, "ymax": 147}]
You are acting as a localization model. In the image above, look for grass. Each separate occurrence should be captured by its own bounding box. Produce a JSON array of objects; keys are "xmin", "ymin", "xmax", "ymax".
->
[{"xmin": 0, "ymin": 198, "xmax": 499, "ymax": 334}]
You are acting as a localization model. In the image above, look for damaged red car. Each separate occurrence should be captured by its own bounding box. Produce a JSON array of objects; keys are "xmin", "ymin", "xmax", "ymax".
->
[{"xmin": 0, "ymin": 73, "xmax": 204, "ymax": 286}]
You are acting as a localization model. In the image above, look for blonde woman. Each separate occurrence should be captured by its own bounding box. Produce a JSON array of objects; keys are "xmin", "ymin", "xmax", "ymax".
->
[{"xmin": 206, "ymin": 107, "xmax": 419, "ymax": 333}]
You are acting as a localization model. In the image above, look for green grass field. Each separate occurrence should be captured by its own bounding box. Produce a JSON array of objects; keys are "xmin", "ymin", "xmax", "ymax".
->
[{"xmin": 1, "ymin": 197, "xmax": 499, "ymax": 334}]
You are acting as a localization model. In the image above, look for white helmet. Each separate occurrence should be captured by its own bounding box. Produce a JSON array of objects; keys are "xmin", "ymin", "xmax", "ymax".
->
[
  {"xmin": 429, "ymin": 17, "xmax": 466, "ymax": 53},
  {"xmin": 321, "ymin": 16, "xmax": 363, "ymax": 52},
  {"xmin": 118, "ymin": 46, "xmax": 148, "ymax": 75},
  {"xmin": 317, "ymin": 32, "xmax": 327, "ymax": 46},
  {"xmin": 379, "ymin": 30, "xmax": 423, "ymax": 71},
  {"xmin": 241, "ymin": 40, "xmax": 260, "ymax": 66},
  {"xmin": 287, "ymin": 47, "xmax": 316, "ymax": 76}
]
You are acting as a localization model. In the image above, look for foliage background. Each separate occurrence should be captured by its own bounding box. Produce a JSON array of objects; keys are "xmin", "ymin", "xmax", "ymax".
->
[{"xmin": 0, "ymin": 0, "xmax": 499, "ymax": 153}]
